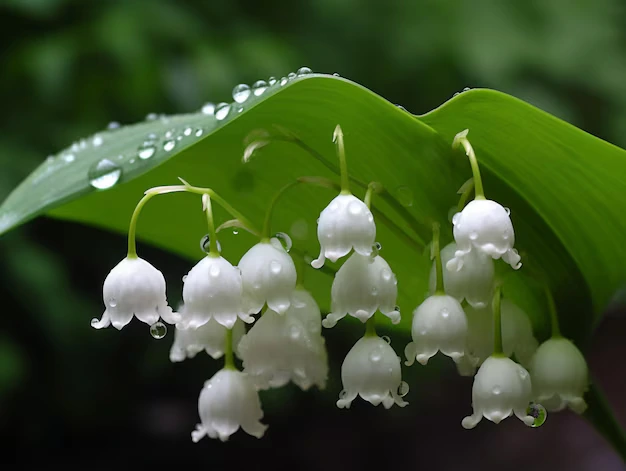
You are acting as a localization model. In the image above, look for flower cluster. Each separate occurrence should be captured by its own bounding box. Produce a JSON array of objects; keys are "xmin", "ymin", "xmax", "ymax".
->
[{"xmin": 92, "ymin": 126, "xmax": 590, "ymax": 442}]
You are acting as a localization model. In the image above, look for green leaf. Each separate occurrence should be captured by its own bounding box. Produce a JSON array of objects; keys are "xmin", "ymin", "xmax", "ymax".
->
[{"xmin": 1, "ymin": 74, "xmax": 625, "ymax": 454}]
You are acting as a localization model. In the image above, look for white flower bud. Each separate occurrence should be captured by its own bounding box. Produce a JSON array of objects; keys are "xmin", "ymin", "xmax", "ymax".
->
[
  {"xmin": 169, "ymin": 318, "xmax": 246, "ymax": 362},
  {"xmin": 530, "ymin": 337, "xmax": 589, "ymax": 414},
  {"xmin": 92, "ymin": 257, "xmax": 177, "ymax": 330},
  {"xmin": 312, "ymin": 193, "xmax": 376, "ymax": 268},
  {"xmin": 238, "ymin": 238, "xmax": 297, "ymax": 315},
  {"xmin": 462, "ymin": 356, "xmax": 534, "ymax": 429},
  {"xmin": 180, "ymin": 255, "xmax": 253, "ymax": 329},
  {"xmin": 192, "ymin": 368, "xmax": 267, "ymax": 442},
  {"xmin": 323, "ymin": 253, "xmax": 399, "ymax": 328},
  {"xmin": 239, "ymin": 288, "xmax": 327, "ymax": 390},
  {"xmin": 429, "ymin": 242, "xmax": 494, "ymax": 308},
  {"xmin": 405, "ymin": 294, "xmax": 468, "ymax": 366},
  {"xmin": 459, "ymin": 300, "xmax": 538, "ymax": 376},
  {"xmin": 337, "ymin": 335, "xmax": 408, "ymax": 409},
  {"xmin": 448, "ymin": 199, "xmax": 521, "ymax": 271}
]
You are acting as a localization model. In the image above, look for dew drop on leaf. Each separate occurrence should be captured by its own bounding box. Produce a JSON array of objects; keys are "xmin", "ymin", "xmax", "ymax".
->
[
  {"xmin": 215, "ymin": 103, "xmax": 231, "ymax": 121},
  {"xmin": 232, "ymin": 84, "xmax": 251, "ymax": 103},
  {"xmin": 88, "ymin": 159, "xmax": 122, "ymax": 190},
  {"xmin": 297, "ymin": 66, "xmax": 312, "ymax": 76},
  {"xmin": 268, "ymin": 77, "xmax": 277, "ymax": 85},
  {"xmin": 252, "ymin": 80, "xmax": 268, "ymax": 96},
  {"xmin": 163, "ymin": 140, "xmax": 175, "ymax": 152},
  {"xmin": 201, "ymin": 103, "xmax": 215, "ymax": 115}
]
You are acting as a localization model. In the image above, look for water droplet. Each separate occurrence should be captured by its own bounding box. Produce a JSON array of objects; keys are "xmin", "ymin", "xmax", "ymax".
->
[
  {"xmin": 46, "ymin": 155, "xmax": 54, "ymax": 163},
  {"xmin": 287, "ymin": 72, "xmax": 296, "ymax": 79},
  {"xmin": 270, "ymin": 260, "xmax": 282, "ymax": 274},
  {"xmin": 394, "ymin": 305, "xmax": 401, "ymax": 313},
  {"xmin": 492, "ymin": 386, "xmax": 502, "ymax": 395},
  {"xmin": 297, "ymin": 66, "xmax": 312, "ymax": 76},
  {"xmin": 92, "ymin": 135, "xmax": 103, "ymax": 147},
  {"xmin": 519, "ymin": 369, "xmax": 528, "ymax": 380},
  {"xmin": 348, "ymin": 201, "xmax": 362, "ymax": 215},
  {"xmin": 504, "ymin": 207, "xmax": 511, "ymax": 216},
  {"xmin": 201, "ymin": 103, "xmax": 215, "ymax": 115},
  {"xmin": 232, "ymin": 84, "xmax": 251, "ymax": 103},
  {"xmin": 252, "ymin": 80, "xmax": 268, "ymax": 96},
  {"xmin": 182, "ymin": 275, "xmax": 188, "ymax": 282},
  {"xmin": 200, "ymin": 234, "xmax": 222, "ymax": 253},
  {"xmin": 108, "ymin": 298, "xmax": 117, "ymax": 307},
  {"xmin": 440, "ymin": 308, "xmax": 450, "ymax": 318},
  {"xmin": 237, "ymin": 106, "xmax": 244, "ymax": 113},
  {"xmin": 273, "ymin": 232, "xmax": 292, "ymax": 252},
  {"xmin": 369, "ymin": 347, "xmax": 383, "ymax": 362},
  {"xmin": 195, "ymin": 128, "xmax": 204, "ymax": 137},
  {"xmin": 164, "ymin": 130, "xmax": 174, "ymax": 139},
  {"xmin": 381, "ymin": 268, "xmax": 392, "ymax": 281},
  {"xmin": 88, "ymin": 159, "xmax": 122, "ymax": 189},
  {"xmin": 138, "ymin": 145, "xmax": 156, "ymax": 160},
  {"xmin": 452, "ymin": 212, "xmax": 461, "ymax": 225},
  {"xmin": 396, "ymin": 186, "xmax": 413, "ymax": 207},
  {"xmin": 371, "ymin": 287, "xmax": 378, "ymax": 296},
  {"xmin": 463, "ymin": 87, "xmax": 471, "ymax": 92},
  {"xmin": 332, "ymin": 72, "xmax": 340, "ymax": 77},
  {"xmin": 382, "ymin": 335, "xmax": 391, "ymax": 344},
  {"xmin": 232, "ymin": 229, "xmax": 239, "ymax": 235},
  {"xmin": 150, "ymin": 322, "xmax": 167, "ymax": 339},
  {"xmin": 370, "ymin": 242, "xmax": 380, "ymax": 260},
  {"xmin": 146, "ymin": 113, "xmax": 158, "ymax": 121},
  {"xmin": 339, "ymin": 389, "xmax": 348, "ymax": 399},
  {"xmin": 396, "ymin": 104, "xmax": 407, "ymax": 111},
  {"xmin": 107, "ymin": 121, "xmax": 120, "ymax": 130},
  {"xmin": 163, "ymin": 140, "xmax": 176, "ymax": 152},
  {"xmin": 375, "ymin": 242, "xmax": 382, "ymax": 251},
  {"xmin": 183, "ymin": 127, "xmax": 192, "ymax": 137},
  {"xmin": 526, "ymin": 403, "xmax": 547, "ymax": 427},
  {"xmin": 268, "ymin": 76, "xmax": 277, "ymax": 85},
  {"xmin": 63, "ymin": 154, "xmax": 75, "ymax": 163},
  {"xmin": 398, "ymin": 381, "xmax": 409, "ymax": 397},
  {"xmin": 290, "ymin": 324, "xmax": 301, "ymax": 339},
  {"xmin": 209, "ymin": 264, "xmax": 221, "ymax": 277},
  {"xmin": 280, "ymin": 77, "xmax": 288, "ymax": 86},
  {"xmin": 215, "ymin": 103, "xmax": 231, "ymax": 120},
  {"xmin": 469, "ymin": 232, "xmax": 478, "ymax": 241}
]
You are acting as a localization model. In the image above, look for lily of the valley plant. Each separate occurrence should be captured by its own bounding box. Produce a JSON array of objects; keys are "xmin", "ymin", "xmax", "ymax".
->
[{"xmin": 92, "ymin": 125, "xmax": 589, "ymax": 441}]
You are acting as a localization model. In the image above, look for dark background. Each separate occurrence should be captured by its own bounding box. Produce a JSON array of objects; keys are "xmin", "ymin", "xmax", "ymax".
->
[{"xmin": 1, "ymin": 1, "xmax": 626, "ymax": 469}]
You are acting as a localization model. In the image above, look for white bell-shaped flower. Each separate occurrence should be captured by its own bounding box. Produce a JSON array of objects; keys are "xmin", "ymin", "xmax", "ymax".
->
[
  {"xmin": 462, "ymin": 355, "xmax": 535, "ymax": 429},
  {"xmin": 238, "ymin": 238, "xmax": 297, "ymax": 315},
  {"xmin": 448, "ymin": 199, "xmax": 521, "ymax": 271},
  {"xmin": 459, "ymin": 300, "xmax": 538, "ymax": 376},
  {"xmin": 530, "ymin": 337, "xmax": 589, "ymax": 414},
  {"xmin": 170, "ymin": 318, "xmax": 246, "ymax": 362},
  {"xmin": 238, "ymin": 288, "xmax": 328, "ymax": 390},
  {"xmin": 180, "ymin": 255, "xmax": 253, "ymax": 329},
  {"xmin": 323, "ymin": 253, "xmax": 400, "ymax": 328},
  {"xmin": 337, "ymin": 335, "xmax": 408, "ymax": 409},
  {"xmin": 405, "ymin": 294, "xmax": 468, "ymax": 366},
  {"xmin": 192, "ymin": 368, "xmax": 267, "ymax": 442},
  {"xmin": 312, "ymin": 193, "xmax": 376, "ymax": 268},
  {"xmin": 92, "ymin": 256, "xmax": 177, "ymax": 330},
  {"xmin": 430, "ymin": 242, "xmax": 494, "ymax": 308}
]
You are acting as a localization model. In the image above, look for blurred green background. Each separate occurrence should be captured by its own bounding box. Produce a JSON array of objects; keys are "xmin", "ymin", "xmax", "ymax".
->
[{"xmin": 2, "ymin": 0, "xmax": 626, "ymax": 469}]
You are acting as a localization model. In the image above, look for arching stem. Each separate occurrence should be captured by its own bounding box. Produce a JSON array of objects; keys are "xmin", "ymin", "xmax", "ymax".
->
[
  {"xmin": 453, "ymin": 130, "xmax": 485, "ymax": 200},
  {"xmin": 457, "ymin": 178, "xmax": 475, "ymax": 212},
  {"xmin": 432, "ymin": 222, "xmax": 445, "ymax": 295},
  {"xmin": 262, "ymin": 180, "xmax": 299, "ymax": 239},
  {"xmin": 202, "ymin": 194, "xmax": 219, "ymax": 256},
  {"xmin": 545, "ymin": 287, "xmax": 562, "ymax": 338},
  {"xmin": 492, "ymin": 285, "xmax": 503, "ymax": 355}
]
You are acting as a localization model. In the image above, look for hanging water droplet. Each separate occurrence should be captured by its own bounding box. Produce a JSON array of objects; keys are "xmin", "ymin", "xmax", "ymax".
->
[
  {"xmin": 375, "ymin": 242, "xmax": 382, "ymax": 251},
  {"xmin": 107, "ymin": 121, "xmax": 120, "ymax": 130},
  {"xmin": 138, "ymin": 144, "xmax": 156, "ymax": 160},
  {"xmin": 88, "ymin": 159, "xmax": 122, "ymax": 190},
  {"xmin": 504, "ymin": 207, "xmax": 511, "ymax": 216},
  {"xmin": 369, "ymin": 347, "xmax": 383, "ymax": 362},
  {"xmin": 195, "ymin": 128, "xmax": 204, "ymax": 137},
  {"xmin": 200, "ymin": 234, "xmax": 222, "ymax": 253},
  {"xmin": 297, "ymin": 66, "xmax": 312, "ymax": 76},
  {"xmin": 92, "ymin": 135, "xmax": 104, "ymax": 147},
  {"xmin": 273, "ymin": 232, "xmax": 292, "ymax": 252},
  {"xmin": 396, "ymin": 186, "xmax": 414, "ymax": 207},
  {"xmin": 215, "ymin": 103, "xmax": 231, "ymax": 121},
  {"xmin": 150, "ymin": 321, "xmax": 167, "ymax": 339},
  {"xmin": 252, "ymin": 80, "xmax": 268, "ymax": 96},
  {"xmin": 108, "ymin": 298, "xmax": 117, "ymax": 307},
  {"xmin": 526, "ymin": 403, "xmax": 547, "ymax": 427},
  {"xmin": 287, "ymin": 72, "xmax": 296, "ymax": 79},
  {"xmin": 394, "ymin": 305, "xmax": 401, "ymax": 313},
  {"xmin": 232, "ymin": 84, "xmax": 251, "ymax": 103},
  {"xmin": 268, "ymin": 76, "xmax": 277, "ymax": 85},
  {"xmin": 63, "ymin": 154, "xmax": 75, "ymax": 163},
  {"xmin": 398, "ymin": 381, "xmax": 410, "ymax": 397},
  {"xmin": 163, "ymin": 140, "xmax": 176, "ymax": 152},
  {"xmin": 270, "ymin": 260, "xmax": 282, "ymax": 274},
  {"xmin": 232, "ymin": 229, "xmax": 239, "ymax": 235},
  {"xmin": 280, "ymin": 77, "xmax": 288, "ymax": 86},
  {"xmin": 382, "ymin": 335, "xmax": 391, "ymax": 345},
  {"xmin": 183, "ymin": 127, "xmax": 192, "ymax": 137},
  {"xmin": 370, "ymin": 242, "xmax": 380, "ymax": 260},
  {"xmin": 182, "ymin": 275, "xmax": 188, "ymax": 282},
  {"xmin": 201, "ymin": 102, "xmax": 215, "ymax": 115},
  {"xmin": 146, "ymin": 112, "xmax": 158, "ymax": 121}
]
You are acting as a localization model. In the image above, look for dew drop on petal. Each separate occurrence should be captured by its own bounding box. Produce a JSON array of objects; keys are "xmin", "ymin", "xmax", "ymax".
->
[
  {"xmin": 339, "ymin": 389, "xmax": 348, "ymax": 399},
  {"xmin": 215, "ymin": 103, "xmax": 231, "ymax": 121},
  {"xmin": 232, "ymin": 84, "xmax": 251, "ymax": 103},
  {"xmin": 452, "ymin": 213, "xmax": 461, "ymax": 225},
  {"xmin": 369, "ymin": 347, "xmax": 383, "ymax": 362},
  {"xmin": 252, "ymin": 80, "xmax": 268, "ymax": 96},
  {"xmin": 88, "ymin": 159, "xmax": 122, "ymax": 189},
  {"xmin": 382, "ymin": 335, "xmax": 391, "ymax": 345},
  {"xmin": 396, "ymin": 186, "xmax": 414, "ymax": 207},
  {"xmin": 526, "ymin": 403, "xmax": 547, "ymax": 427},
  {"xmin": 348, "ymin": 201, "xmax": 362, "ymax": 215},
  {"xmin": 381, "ymin": 268, "xmax": 392, "ymax": 281},
  {"xmin": 273, "ymin": 232, "xmax": 292, "ymax": 252},
  {"xmin": 492, "ymin": 386, "xmax": 502, "ymax": 395},
  {"xmin": 209, "ymin": 264, "xmax": 221, "ymax": 277},
  {"xmin": 108, "ymin": 298, "xmax": 117, "ymax": 308},
  {"xmin": 469, "ymin": 232, "xmax": 478, "ymax": 241},
  {"xmin": 398, "ymin": 381, "xmax": 409, "ymax": 397},
  {"xmin": 150, "ymin": 322, "xmax": 167, "ymax": 339},
  {"xmin": 270, "ymin": 260, "xmax": 282, "ymax": 274},
  {"xmin": 182, "ymin": 275, "xmax": 188, "ymax": 282},
  {"xmin": 290, "ymin": 325, "xmax": 301, "ymax": 339},
  {"xmin": 504, "ymin": 207, "xmax": 511, "ymax": 216},
  {"xmin": 371, "ymin": 287, "xmax": 378, "ymax": 296},
  {"xmin": 90, "ymin": 318, "xmax": 100, "ymax": 327},
  {"xmin": 200, "ymin": 234, "xmax": 222, "ymax": 253},
  {"xmin": 440, "ymin": 308, "xmax": 449, "ymax": 318}
]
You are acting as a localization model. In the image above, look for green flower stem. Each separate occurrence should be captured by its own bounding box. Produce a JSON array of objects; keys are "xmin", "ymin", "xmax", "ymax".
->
[
  {"xmin": 365, "ymin": 315, "xmax": 377, "ymax": 337},
  {"xmin": 457, "ymin": 178, "xmax": 475, "ymax": 212},
  {"xmin": 127, "ymin": 192, "xmax": 159, "ymax": 258},
  {"xmin": 432, "ymin": 222, "xmax": 445, "ymax": 294},
  {"xmin": 492, "ymin": 285, "xmax": 503, "ymax": 355},
  {"xmin": 262, "ymin": 180, "xmax": 299, "ymax": 239},
  {"xmin": 364, "ymin": 182, "xmax": 377, "ymax": 209},
  {"xmin": 223, "ymin": 327, "xmax": 235, "ymax": 370},
  {"xmin": 453, "ymin": 131, "xmax": 485, "ymax": 200},
  {"xmin": 203, "ymin": 194, "xmax": 219, "ymax": 256},
  {"xmin": 333, "ymin": 125, "xmax": 351, "ymax": 194},
  {"xmin": 294, "ymin": 252, "xmax": 305, "ymax": 287},
  {"xmin": 545, "ymin": 287, "xmax": 562, "ymax": 338}
]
